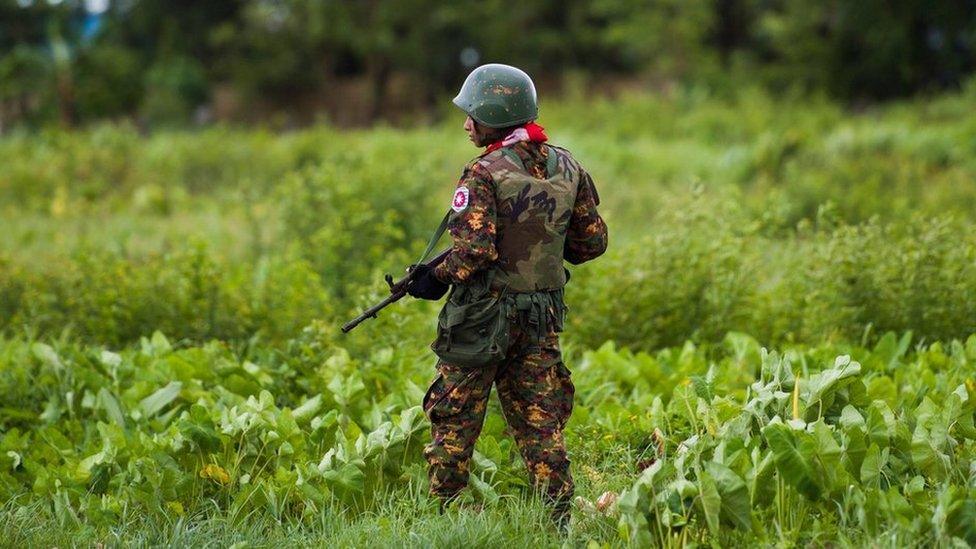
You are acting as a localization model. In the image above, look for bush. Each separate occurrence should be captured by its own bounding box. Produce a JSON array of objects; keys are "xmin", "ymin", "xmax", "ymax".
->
[{"xmin": 0, "ymin": 246, "xmax": 329, "ymax": 346}]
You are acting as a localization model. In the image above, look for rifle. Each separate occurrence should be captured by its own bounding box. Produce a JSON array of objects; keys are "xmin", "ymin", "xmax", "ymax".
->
[{"xmin": 341, "ymin": 248, "xmax": 451, "ymax": 333}]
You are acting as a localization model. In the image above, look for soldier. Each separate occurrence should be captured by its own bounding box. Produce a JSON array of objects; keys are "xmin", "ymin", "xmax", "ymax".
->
[{"xmin": 406, "ymin": 63, "xmax": 608, "ymax": 529}]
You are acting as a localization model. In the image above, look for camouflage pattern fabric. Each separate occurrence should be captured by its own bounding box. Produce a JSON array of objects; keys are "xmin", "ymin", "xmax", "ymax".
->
[
  {"xmin": 433, "ymin": 141, "xmax": 608, "ymax": 288},
  {"xmin": 563, "ymin": 167, "xmax": 608, "ymax": 265},
  {"xmin": 426, "ymin": 138, "xmax": 607, "ymax": 527},
  {"xmin": 423, "ymin": 322, "xmax": 575, "ymax": 522}
]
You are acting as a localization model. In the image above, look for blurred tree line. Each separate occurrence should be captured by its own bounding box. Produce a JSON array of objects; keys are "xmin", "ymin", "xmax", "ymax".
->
[{"xmin": 1, "ymin": 0, "xmax": 974, "ymax": 130}]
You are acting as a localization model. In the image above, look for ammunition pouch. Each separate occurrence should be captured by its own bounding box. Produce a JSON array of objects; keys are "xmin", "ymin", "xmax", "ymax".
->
[
  {"xmin": 431, "ymin": 271, "xmax": 567, "ymax": 368},
  {"xmin": 431, "ymin": 272, "xmax": 510, "ymax": 368}
]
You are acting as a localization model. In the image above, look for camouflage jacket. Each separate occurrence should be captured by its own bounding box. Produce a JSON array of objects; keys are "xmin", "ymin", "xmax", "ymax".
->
[{"xmin": 433, "ymin": 141, "xmax": 608, "ymax": 292}]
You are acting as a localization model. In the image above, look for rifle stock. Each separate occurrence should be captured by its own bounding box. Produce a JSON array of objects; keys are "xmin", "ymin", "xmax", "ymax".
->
[{"xmin": 341, "ymin": 249, "xmax": 450, "ymax": 333}]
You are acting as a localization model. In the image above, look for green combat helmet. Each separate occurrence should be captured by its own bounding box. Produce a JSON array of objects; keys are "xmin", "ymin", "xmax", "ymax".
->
[{"xmin": 453, "ymin": 63, "xmax": 538, "ymax": 128}]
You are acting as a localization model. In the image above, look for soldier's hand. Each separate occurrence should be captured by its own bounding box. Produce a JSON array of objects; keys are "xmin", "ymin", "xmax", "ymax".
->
[{"xmin": 407, "ymin": 264, "xmax": 449, "ymax": 300}]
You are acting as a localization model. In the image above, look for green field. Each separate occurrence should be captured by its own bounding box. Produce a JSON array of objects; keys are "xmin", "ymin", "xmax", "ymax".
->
[{"xmin": 3, "ymin": 87, "xmax": 976, "ymax": 547}]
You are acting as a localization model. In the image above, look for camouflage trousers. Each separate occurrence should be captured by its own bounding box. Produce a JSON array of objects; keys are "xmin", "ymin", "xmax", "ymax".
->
[{"xmin": 422, "ymin": 324, "xmax": 575, "ymax": 521}]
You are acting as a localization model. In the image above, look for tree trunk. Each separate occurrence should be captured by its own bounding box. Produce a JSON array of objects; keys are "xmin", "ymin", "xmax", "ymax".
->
[
  {"xmin": 55, "ymin": 70, "xmax": 76, "ymax": 128},
  {"xmin": 366, "ymin": 54, "xmax": 391, "ymax": 123},
  {"xmin": 714, "ymin": 0, "xmax": 750, "ymax": 67}
]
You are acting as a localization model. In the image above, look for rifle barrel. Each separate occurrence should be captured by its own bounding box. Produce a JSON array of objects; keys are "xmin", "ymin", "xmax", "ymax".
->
[
  {"xmin": 340, "ymin": 248, "xmax": 451, "ymax": 334},
  {"xmin": 341, "ymin": 291, "xmax": 405, "ymax": 333}
]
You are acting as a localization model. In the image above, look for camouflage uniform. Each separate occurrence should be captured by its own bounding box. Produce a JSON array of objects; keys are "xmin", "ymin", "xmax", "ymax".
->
[{"xmin": 424, "ymin": 141, "xmax": 608, "ymax": 521}]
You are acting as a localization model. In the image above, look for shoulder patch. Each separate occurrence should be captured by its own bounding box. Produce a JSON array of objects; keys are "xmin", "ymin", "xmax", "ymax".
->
[{"xmin": 451, "ymin": 186, "xmax": 470, "ymax": 212}]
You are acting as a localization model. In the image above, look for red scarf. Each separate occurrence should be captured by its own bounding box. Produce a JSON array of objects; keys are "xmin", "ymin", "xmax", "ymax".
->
[{"xmin": 485, "ymin": 122, "xmax": 548, "ymax": 153}]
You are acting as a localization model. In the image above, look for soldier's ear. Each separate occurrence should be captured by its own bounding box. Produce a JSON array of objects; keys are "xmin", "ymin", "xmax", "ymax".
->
[
  {"xmin": 472, "ymin": 122, "xmax": 491, "ymax": 146},
  {"xmin": 476, "ymin": 123, "xmax": 504, "ymax": 144}
]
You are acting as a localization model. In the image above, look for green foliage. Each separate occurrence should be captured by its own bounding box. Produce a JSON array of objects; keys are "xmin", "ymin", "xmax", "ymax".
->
[
  {"xmin": 3, "ymin": 91, "xmax": 976, "ymax": 349},
  {"xmin": 754, "ymin": 1, "xmax": 976, "ymax": 99},
  {"xmin": 140, "ymin": 57, "xmax": 209, "ymax": 126},
  {"xmin": 3, "ymin": 0, "xmax": 976, "ymax": 128},
  {"xmin": 0, "ymin": 45, "xmax": 54, "ymax": 128},
  {"xmin": 74, "ymin": 44, "xmax": 143, "ymax": 121},
  {"xmin": 569, "ymin": 208, "xmax": 976, "ymax": 351},
  {"xmin": 1, "ymin": 90, "xmax": 976, "ymax": 544},
  {"xmin": 2, "ymin": 331, "xmax": 975, "ymax": 546},
  {"xmin": 613, "ymin": 341, "xmax": 976, "ymax": 546},
  {"xmin": 276, "ymin": 129, "xmax": 445, "ymax": 295},
  {"xmin": 0, "ymin": 247, "xmax": 328, "ymax": 346}
]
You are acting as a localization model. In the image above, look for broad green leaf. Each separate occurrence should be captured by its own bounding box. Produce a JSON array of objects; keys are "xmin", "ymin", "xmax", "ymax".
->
[
  {"xmin": 866, "ymin": 376, "xmax": 898, "ymax": 406},
  {"xmin": 97, "ymin": 421, "xmax": 126, "ymax": 452},
  {"xmin": 397, "ymin": 406, "xmax": 425, "ymax": 436},
  {"xmin": 904, "ymin": 475, "xmax": 925, "ymax": 496},
  {"xmin": 951, "ymin": 384, "xmax": 976, "ymax": 439},
  {"xmin": 471, "ymin": 450, "xmax": 498, "ymax": 475},
  {"xmin": 328, "ymin": 373, "xmax": 366, "ymax": 409},
  {"xmin": 705, "ymin": 461, "xmax": 752, "ymax": 530},
  {"xmin": 867, "ymin": 401, "xmax": 896, "ymax": 447},
  {"xmin": 632, "ymin": 455, "xmax": 670, "ymax": 492},
  {"xmin": 871, "ymin": 331, "xmax": 911, "ymax": 371},
  {"xmin": 257, "ymin": 390, "xmax": 275, "ymax": 411},
  {"xmin": 936, "ymin": 485, "xmax": 976, "ymax": 544},
  {"xmin": 748, "ymin": 449, "xmax": 776, "ymax": 506},
  {"xmin": 141, "ymin": 331, "xmax": 173, "ymax": 356},
  {"xmin": 763, "ymin": 422, "xmax": 822, "ymax": 500},
  {"xmin": 139, "ymin": 381, "xmax": 183, "ymax": 417},
  {"xmin": 690, "ymin": 375, "xmax": 714, "ymax": 402},
  {"xmin": 910, "ymin": 425, "xmax": 948, "ymax": 480},
  {"xmin": 275, "ymin": 408, "xmax": 300, "ymax": 439},
  {"xmin": 151, "ymin": 331, "xmax": 172, "ymax": 353},
  {"xmin": 469, "ymin": 473, "xmax": 500, "ymax": 506},
  {"xmin": 31, "ymin": 343, "xmax": 63, "ymax": 370},
  {"xmin": 860, "ymin": 443, "xmax": 882, "ymax": 485},
  {"xmin": 311, "ymin": 409, "xmax": 339, "ymax": 432},
  {"xmin": 839, "ymin": 405, "xmax": 865, "ymax": 430},
  {"xmin": 811, "ymin": 420, "xmax": 845, "ymax": 492},
  {"xmin": 99, "ymin": 350, "xmax": 122, "ymax": 369},
  {"xmin": 723, "ymin": 332, "xmax": 761, "ymax": 366},
  {"xmin": 179, "ymin": 412, "xmax": 221, "ymax": 453},
  {"xmin": 97, "ymin": 388, "xmax": 125, "ymax": 427},
  {"xmin": 364, "ymin": 422, "xmax": 393, "ymax": 457},
  {"xmin": 802, "ymin": 355, "xmax": 861, "ymax": 420},
  {"xmin": 321, "ymin": 462, "xmax": 365, "ymax": 493},
  {"xmin": 292, "ymin": 395, "xmax": 322, "ymax": 422},
  {"xmin": 76, "ymin": 450, "xmax": 107, "ymax": 478},
  {"xmin": 842, "ymin": 423, "xmax": 867, "ymax": 477},
  {"xmin": 39, "ymin": 395, "xmax": 62, "ymax": 423},
  {"xmin": 697, "ymin": 469, "xmax": 721, "ymax": 536}
]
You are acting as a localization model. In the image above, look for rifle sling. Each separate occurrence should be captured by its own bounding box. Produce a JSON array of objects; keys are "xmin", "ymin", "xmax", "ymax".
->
[{"xmin": 417, "ymin": 210, "xmax": 452, "ymax": 265}]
